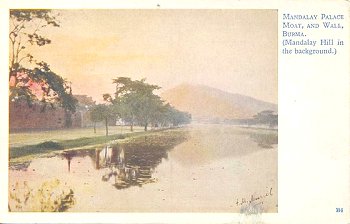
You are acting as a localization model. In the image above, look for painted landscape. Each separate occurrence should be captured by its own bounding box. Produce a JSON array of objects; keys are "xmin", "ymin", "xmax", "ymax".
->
[{"xmin": 9, "ymin": 9, "xmax": 278, "ymax": 212}]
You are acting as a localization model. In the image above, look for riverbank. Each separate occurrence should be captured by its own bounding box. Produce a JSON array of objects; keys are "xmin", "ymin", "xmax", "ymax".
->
[
  {"xmin": 233, "ymin": 124, "xmax": 278, "ymax": 131},
  {"xmin": 9, "ymin": 127, "xmax": 177, "ymax": 164},
  {"xmin": 9, "ymin": 125, "xmax": 145, "ymax": 148},
  {"xmin": 9, "ymin": 124, "xmax": 277, "ymax": 165}
]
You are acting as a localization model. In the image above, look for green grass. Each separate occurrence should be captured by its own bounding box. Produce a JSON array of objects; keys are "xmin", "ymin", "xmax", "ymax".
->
[
  {"xmin": 9, "ymin": 128, "xmax": 172, "ymax": 161},
  {"xmin": 9, "ymin": 126, "xmax": 144, "ymax": 148}
]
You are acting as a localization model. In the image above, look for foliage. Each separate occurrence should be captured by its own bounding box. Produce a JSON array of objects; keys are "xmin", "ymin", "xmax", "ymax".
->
[
  {"xmin": 9, "ymin": 9, "xmax": 77, "ymax": 113},
  {"xmin": 9, "ymin": 9, "xmax": 60, "ymax": 71},
  {"xmin": 10, "ymin": 62, "xmax": 77, "ymax": 112},
  {"xmin": 9, "ymin": 179, "xmax": 75, "ymax": 212},
  {"xmin": 253, "ymin": 110, "xmax": 278, "ymax": 128},
  {"xmin": 162, "ymin": 103, "xmax": 191, "ymax": 126},
  {"xmin": 89, "ymin": 104, "xmax": 115, "ymax": 135},
  {"xmin": 90, "ymin": 104, "xmax": 107, "ymax": 123},
  {"xmin": 105, "ymin": 77, "xmax": 191, "ymax": 131}
]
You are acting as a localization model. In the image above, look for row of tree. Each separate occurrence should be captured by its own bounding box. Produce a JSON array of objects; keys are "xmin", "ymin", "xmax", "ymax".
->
[
  {"xmin": 90, "ymin": 77, "xmax": 191, "ymax": 135},
  {"xmin": 223, "ymin": 110, "xmax": 278, "ymax": 129}
]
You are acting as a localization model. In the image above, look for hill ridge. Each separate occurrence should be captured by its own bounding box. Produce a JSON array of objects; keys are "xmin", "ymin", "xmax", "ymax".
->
[{"xmin": 161, "ymin": 83, "xmax": 277, "ymax": 121}]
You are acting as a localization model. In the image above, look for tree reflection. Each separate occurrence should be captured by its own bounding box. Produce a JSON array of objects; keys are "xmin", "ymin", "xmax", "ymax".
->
[
  {"xmin": 249, "ymin": 131, "xmax": 278, "ymax": 149},
  {"xmin": 61, "ymin": 149, "xmax": 95, "ymax": 172},
  {"xmin": 95, "ymin": 131, "xmax": 188, "ymax": 189},
  {"xmin": 96, "ymin": 145, "xmax": 159, "ymax": 189},
  {"xmin": 58, "ymin": 131, "xmax": 188, "ymax": 190}
]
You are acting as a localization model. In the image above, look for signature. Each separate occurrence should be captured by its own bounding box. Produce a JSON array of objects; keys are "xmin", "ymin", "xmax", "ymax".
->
[{"xmin": 235, "ymin": 187, "xmax": 273, "ymax": 207}]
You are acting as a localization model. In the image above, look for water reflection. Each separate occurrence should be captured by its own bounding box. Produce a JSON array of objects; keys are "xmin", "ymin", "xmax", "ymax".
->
[
  {"xmin": 61, "ymin": 149, "xmax": 95, "ymax": 172},
  {"xmin": 95, "ymin": 145, "xmax": 157, "ymax": 189},
  {"xmin": 9, "ymin": 161, "xmax": 31, "ymax": 171},
  {"xmin": 59, "ymin": 131, "xmax": 188, "ymax": 190},
  {"xmin": 249, "ymin": 131, "xmax": 278, "ymax": 149},
  {"xmin": 9, "ymin": 126, "xmax": 277, "ymax": 212}
]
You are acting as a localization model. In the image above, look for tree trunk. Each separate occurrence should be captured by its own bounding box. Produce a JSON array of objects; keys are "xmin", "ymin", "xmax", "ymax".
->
[
  {"xmin": 105, "ymin": 118, "xmax": 108, "ymax": 136},
  {"xmin": 144, "ymin": 123, "xmax": 148, "ymax": 131},
  {"xmin": 94, "ymin": 122, "xmax": 96, "ymax": 133},
  {"xmin": 130, "ymin": 114, "xmax": 134, "ymax": 132}
]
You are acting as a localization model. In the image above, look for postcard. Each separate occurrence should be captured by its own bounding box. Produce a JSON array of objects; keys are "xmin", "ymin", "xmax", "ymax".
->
[{"xmin": 0, "ymin": 1, "xmax": 349, "ymax": 224}]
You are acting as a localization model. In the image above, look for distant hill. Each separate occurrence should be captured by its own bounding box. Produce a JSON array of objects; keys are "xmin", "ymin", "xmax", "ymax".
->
[{"xmin": 160, "ymin": 84, "xmax": 277, "ymax": 122}]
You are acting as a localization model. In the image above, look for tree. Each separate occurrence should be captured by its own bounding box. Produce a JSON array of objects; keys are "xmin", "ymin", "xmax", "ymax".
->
[
  {"xmin": 106, "ymin": 77, "xmax": 192, "ymax": 131},
  {"xmin": 107, "ymin": 77, "xmax": 163, "ymax": 131},
  {"xmin": 163, "ymin": 104, "xmax": 191, "ymax": 127},
  {"xmin": 105, "ymin": 77, "xmax": 160, "ymax": 131},
  {"xmin": 9, "ymin": 9, "xmax": 77, "ymax": 120},
  {"xmin": 9, "ymin": 10, "xmax": 59, "ymax": 73},
  {"xmin": 89, "ymin": 104, "xmax": 114, "ymax": 136},
  {"xmin": 253, "ymin": 110, "xmax": 278, "ymax": 128},
  {"xmin": 90, "ymin": 105, "xmax": 103, "ymax": 134},
  {"xmin": 126, "ymin": 81, "xmax": 162, "ymax": 131}
]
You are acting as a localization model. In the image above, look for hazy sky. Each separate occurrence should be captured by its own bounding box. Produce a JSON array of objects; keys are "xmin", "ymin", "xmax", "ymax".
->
[{"xmin": 29, "ymin": 9, "xmax": 277, "ymax": 103}]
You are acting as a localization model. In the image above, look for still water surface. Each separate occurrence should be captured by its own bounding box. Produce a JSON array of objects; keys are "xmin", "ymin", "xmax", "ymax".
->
[{"xmin": 9, "ymin": 124, "xmax": 277, "ymax": 212}]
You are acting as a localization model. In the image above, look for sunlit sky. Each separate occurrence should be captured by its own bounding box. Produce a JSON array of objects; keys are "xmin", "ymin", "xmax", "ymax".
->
[{"xmin": 28, "ymin": 9, "xmax": 277, "ymax": 103}]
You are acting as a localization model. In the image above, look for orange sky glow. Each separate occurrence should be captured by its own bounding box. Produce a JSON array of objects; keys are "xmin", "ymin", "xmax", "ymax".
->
[{"xmin": 22, "ymin": 9, "xmax": 277, "ymax": 104}]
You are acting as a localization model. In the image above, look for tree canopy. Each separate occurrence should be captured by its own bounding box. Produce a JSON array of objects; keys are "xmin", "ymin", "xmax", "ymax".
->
[
  {"xmin": 9, "ymin": 9, "xmax": 77, "ymax": 113},
  {"xmin": 104, "ymin": 77, "xmax": 191, "ymax": 131},
  {"xmin": 9, "ymin": 9, "xmax": 59, "ymax": 72},
  {"xmin": 90, "ymin": 104, "xmax": 115, "ymax": 135},
  {"xmin": 253, "ymin": 110, "xmax": 278, "ymax": 128}
]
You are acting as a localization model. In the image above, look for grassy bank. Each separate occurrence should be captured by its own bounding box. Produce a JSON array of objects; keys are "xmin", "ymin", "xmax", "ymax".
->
[
  {"xmin": 10, "ymin": 126, "xmax": 144, "ymax": 148},
  {"xmin": 9, "ymin": 128, "xmax": 169, "ymax": 163}
]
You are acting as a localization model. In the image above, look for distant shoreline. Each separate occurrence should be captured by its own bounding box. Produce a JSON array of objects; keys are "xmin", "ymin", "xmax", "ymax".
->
[{"xmin": 233, "ymin": 125, "xmax": 278, "ymax": 131}]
